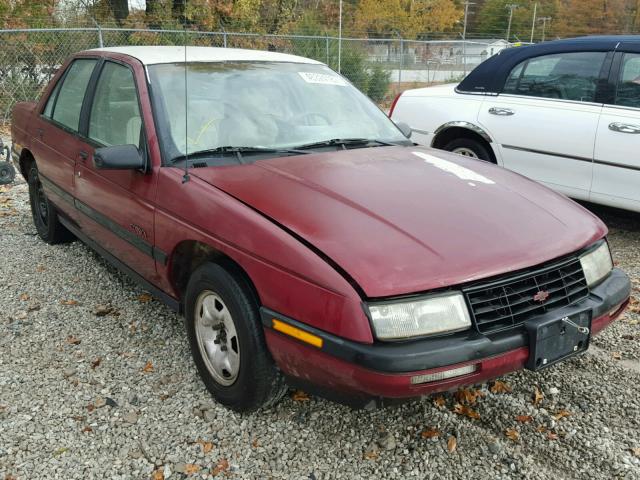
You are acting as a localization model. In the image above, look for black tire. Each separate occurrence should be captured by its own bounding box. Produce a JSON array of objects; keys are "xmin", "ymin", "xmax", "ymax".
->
[
  {"xmin": 27, "ymin": 165, "xmax": 74, "ymax": 244},
  {"xmin": 184, "ymin": 262, "xmax": 287, "ymax": 412},
  {"xmin": 442, "ymin": 137, "xmax": 493, "ymax": 162}
]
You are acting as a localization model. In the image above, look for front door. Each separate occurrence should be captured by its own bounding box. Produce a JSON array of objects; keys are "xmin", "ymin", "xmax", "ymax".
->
[
  {"xmin": 592, "ymin": 51, "xmax": 640, "ymax": 211},
  {"xmin": 478, "ymin": 51, "xmax": 608, "ymax": 200},
  {"xmin": 73, "ymin": 60, "xmax": 159, "ymax": 284}
]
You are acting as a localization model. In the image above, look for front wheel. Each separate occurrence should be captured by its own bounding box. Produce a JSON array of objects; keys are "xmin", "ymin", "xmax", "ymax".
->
[
  {"xmin": 184, "ymin": 262, "xmax": 287, "ymax": 412},
  {"xmin": 443, "ymin": 137, "xmax": 493, "ymax": 162}
]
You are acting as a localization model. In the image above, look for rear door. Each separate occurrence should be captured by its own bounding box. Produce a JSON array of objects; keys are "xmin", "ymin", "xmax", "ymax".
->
[
  {"xmin": 478, "ymin": 51, "xmax": 610, "ymax": 200},
  {"xmin": 73, "ymin": 59, "xmax": 159, "ymax": 284},
  {"xmin": 30, "ymin": 58, "xmax": 97, "ymax": 220},
  {"xmin": 592, "ymin": 49, "xmax": 640, "ymax": 211}
]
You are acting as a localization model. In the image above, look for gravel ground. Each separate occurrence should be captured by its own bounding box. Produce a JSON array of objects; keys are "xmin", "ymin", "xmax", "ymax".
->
[{"xmin": 1, "ymin": 163, "xmax": 639, "ymax": 479}]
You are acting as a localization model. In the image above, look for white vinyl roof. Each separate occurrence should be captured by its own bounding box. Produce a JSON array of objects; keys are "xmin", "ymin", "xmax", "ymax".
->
[{"xmin": 89, "ymin": 46, "xmax": 322, "ymax": 66}]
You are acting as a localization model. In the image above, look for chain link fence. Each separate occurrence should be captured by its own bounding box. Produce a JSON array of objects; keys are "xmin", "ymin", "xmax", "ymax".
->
[{"xmin": 0, "ymin": 28, "xmax": 510, "ymax": 123}]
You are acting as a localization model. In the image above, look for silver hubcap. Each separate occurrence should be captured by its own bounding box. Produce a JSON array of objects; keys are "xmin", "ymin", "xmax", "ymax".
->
[
  {"xmin": 452, "ymin": 147, "xmax": 479, "ymax": 158},
  {"xmin": 195, "ymin": 291, "xmax": 240, "ymax": 386}
]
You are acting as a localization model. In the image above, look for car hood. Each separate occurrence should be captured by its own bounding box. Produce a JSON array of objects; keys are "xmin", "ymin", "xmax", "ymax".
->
[{"xmin": 191, "ymin": 146, "xmax": 607, "ymax": 298}]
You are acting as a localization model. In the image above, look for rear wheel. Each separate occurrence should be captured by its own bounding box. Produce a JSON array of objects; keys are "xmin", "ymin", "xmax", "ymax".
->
[
  {"xmin": 27, "ymin": 165, "xmax": 73, "ymax": 244},
  {"xmin": 443, "ymin": 137, "xmax": 493, "ymax": 162},
  {"xmin": 184, "ymin": 262, "xmax": 287, "ymax": 411}
]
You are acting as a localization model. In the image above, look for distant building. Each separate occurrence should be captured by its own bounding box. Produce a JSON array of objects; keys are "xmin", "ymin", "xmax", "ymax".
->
[{"xmin": 367, "ymin": 38, "xmax": 512, "ymax": 67}]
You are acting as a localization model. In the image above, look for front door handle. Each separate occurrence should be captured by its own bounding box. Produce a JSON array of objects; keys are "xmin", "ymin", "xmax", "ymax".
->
[
  {"xmin": 488, "ymin": 107, "xmax": 515, "ymax": 116},
  {"xmin": 78, "ymin": 150, "xmax": 88, "ymax": 161},
  {"xmin": 609, "ymin": 122, "xmax": 640, "ymax": 134}
]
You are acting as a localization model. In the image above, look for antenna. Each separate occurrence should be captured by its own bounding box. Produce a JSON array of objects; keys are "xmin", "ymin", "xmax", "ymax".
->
[{"xmin": 182, "ymin": 25, "xmax": 190, "ymax": 183}]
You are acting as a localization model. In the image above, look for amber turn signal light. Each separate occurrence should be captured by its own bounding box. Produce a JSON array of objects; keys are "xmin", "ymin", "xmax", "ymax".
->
[{"xmin": 272, "ymin": 319, "xmax": 323, "ymax": 348}]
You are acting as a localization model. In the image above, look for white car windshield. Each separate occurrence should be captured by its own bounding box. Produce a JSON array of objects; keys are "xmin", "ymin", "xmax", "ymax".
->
[{"xmin": 147, "ymin": 61, "xmax": 408, "ymax": 161}]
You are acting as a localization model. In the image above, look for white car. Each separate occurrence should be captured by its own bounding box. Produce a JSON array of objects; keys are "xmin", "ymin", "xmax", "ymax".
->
[{"xmin": 391, "ymin": 36, "xmax": 640, "ymax": 212}]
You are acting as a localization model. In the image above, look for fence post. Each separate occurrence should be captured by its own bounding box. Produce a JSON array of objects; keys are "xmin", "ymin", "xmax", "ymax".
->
[
  {"xmin": 398, "ymin": 37, "xmax": 403, "ymax": 86},
  {"xmin": 97, "ymin": 25, "xmax": 104, "ymax": 48},
  {"xmin": 325, "ymin": 35, "xmax": 330, "ymax": 65},
  {"xmin": 223, "ymin": 31, "xmax": 227, "ymax": 48}
]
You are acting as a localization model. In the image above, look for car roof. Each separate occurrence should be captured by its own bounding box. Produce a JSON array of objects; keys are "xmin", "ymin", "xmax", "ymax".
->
[
  {"xmin": 88, "ymin": 46, "xmax": 323, "ymax": 66},
  {"xmin": 458, "ymin": 35, "xmax": 640, "ymax": 94}
]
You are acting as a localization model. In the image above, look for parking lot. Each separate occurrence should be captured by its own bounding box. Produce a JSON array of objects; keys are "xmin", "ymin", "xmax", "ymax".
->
[{"xmin": 0, "ymin": 172, "xmax": 639, "ymax": 479}]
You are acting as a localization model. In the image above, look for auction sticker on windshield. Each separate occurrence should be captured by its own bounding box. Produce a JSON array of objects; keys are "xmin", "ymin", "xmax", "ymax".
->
[{"xmin": 298, "ymin": 71, "xmax": 348, "ymax": 86}]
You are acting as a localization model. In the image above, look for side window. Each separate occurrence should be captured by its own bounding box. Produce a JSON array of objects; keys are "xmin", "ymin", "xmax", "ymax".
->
[
  {"xmin": 615, "ymin": 53, "xmax": 640, "ymax": 109},
  {"xmin": 51, "ymin": 59, "xmax": 97, "ymax": 131},
  {"xmin": 43, "ymin": 79, "xmax": 62, "ymax": 118},
  {"xmin": 502, "ymin": 52, "xmax": 606, "ymax": 102},
  {"xmin": 88, "ymin": 62, "xmax": 142, "ymax": 147}
]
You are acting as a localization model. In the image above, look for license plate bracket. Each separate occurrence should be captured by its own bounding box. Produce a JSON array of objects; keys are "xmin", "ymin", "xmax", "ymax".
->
[{"xmin": 525, "ymin": 309, "xmax": 592, "ymax": 371}]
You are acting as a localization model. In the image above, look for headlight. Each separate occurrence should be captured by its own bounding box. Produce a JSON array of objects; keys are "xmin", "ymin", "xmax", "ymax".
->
[
  {"xmin": 580, "ymin": 241, "xmax": 613, "ymax": 288},
  {"xmin": 368, "ymin": 292, "xmax": 471, "ymax": 340}
]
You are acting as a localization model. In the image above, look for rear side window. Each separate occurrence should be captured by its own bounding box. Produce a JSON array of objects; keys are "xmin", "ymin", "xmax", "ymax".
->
[
  {"xmin": 88, "ymin": 62, "xmax": 142, "ymax": 147},
  {"xmin": 51, "ymin": 59, "xmax": 97, "ymax": 131},
  {"xmin": 43, "ymin": 79, "xmax": 62, "ymax": 118},
  {"xmin": 615, "ymin": 53, "xmax": 640, "ymax": 109},
  {"xmin": 502, "ymin": 52, "xmax": 606, "ymax": 102}
]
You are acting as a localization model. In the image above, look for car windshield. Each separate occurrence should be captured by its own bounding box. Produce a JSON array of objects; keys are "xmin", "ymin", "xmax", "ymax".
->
[{"xmin": 147, "ymin": 61, "xmax": 409, "ymax": 162}]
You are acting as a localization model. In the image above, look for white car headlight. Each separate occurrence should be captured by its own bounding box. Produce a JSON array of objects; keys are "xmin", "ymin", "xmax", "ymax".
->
[
  {"xmin": 368, "ymin": 292, "xmax": 471, "ymax": 340},
  {"xmin": 580, "ymin": 241, "xmax": 613, "ymax": 288}
]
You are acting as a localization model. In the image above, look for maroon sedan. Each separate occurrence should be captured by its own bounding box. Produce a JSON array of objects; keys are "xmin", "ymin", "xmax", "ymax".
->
[{"xmin": 11, "ymin": 46, "xmax": 630, "ymax": 411}]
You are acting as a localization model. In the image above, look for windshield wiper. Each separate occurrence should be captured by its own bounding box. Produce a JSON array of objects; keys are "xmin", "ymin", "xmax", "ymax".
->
[
  {"xmin": 293, "ymin": 138, "xmax": 398, "ymax": 151},
  {"xmin": 171, "ymin": 146, "xmax": 310, "ymax": 164}
]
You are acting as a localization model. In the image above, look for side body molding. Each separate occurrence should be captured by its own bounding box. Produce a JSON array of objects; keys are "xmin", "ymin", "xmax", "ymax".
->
[{"xmin": 432, "ymin": 121, "xmax": 493, "ymax": 146}]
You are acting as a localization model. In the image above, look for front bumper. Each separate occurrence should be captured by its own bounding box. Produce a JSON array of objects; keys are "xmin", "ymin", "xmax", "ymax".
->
[{"xmin": 262, "ymin": 268, "xmax": 630, "ymax": 401}]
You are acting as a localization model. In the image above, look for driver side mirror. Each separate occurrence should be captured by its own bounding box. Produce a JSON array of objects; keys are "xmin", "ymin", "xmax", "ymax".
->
[
  {"xmin": 394, "ymin": 121, "xmax": 412, "ymax": 139},
  {"xmin": 94, "ymin": 144, "xmax": 146, "ymax": 171}
]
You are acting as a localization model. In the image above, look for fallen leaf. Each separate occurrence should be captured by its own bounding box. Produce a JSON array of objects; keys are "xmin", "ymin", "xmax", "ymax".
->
[
  {"xmin": 291, "ymin": 390, "xmax": 311, "ymax": 402},
  {"xmin": 515, "ymin": 415, "xmax": 534, "ymax": 423},
  {"xmin": 211, "ymin": 458, "xmax": 229, "ymax": 476},
  {"xmin": 631, "ymin": 447, "xmax": 640, "ymax": 457},
  {"xmin": 183, "ymin": 464, "xmax": 200, "ymax": 475},
  {"xmin": 53, "ymin": 447, "xmax": 68, "ymax": 457},
  {"xmin": 93, "ymin": 304, "xmax": 114, "ymax": 317},
  {"xmin": 150, "ymin": 469, "xmax": 165, "ymax": 480},
  {"xmin": 447, "ymin": 435, "xmax": 457, "ymax": 453},
  {"xmin": 421, "ymin": 428, "xmax": 440, "ymax": 439},
  {"xmin": 553, "ymin": 410, "xmax": 571, "ymax": 421},
  {"xmin": 363, "ymin": 448, "xmax": 379, "ymax": 460},
  {"xmin": 433, "ymin": 395, "xmax": 446, "ymax": 407},
  {"xmin": 455, "ymin": 387, "xmax": 484, "ymax": 405},
  {"xmin": 91, "ymin": 357, "xmax": 102, "ymax": 369},
  {"xmin": 547, "ymin": 431, "xmax": 559, "ymax": 440},
  {"xmin": 490, "ymin": 380, "xmax": 513, "ymax": 394},
  {"xmin": 452, "ymin": 403, "xmax": 480, "ymax": 419},
  {"xmin": 19, "ymin": 293, "xmax": 29, "ymax": 301},
  {"xmin": 505, "ymin": 428, "xmax": 519, "ymax": 441},
  {"xmin": 66, "ymin": 335, "xmax": 81, "ymax": 345},
  {"xmin": 536, "ymin": 425, "xmax": 547, "ymax": 433},
  {"xmin": 251, "ymin": 438, "xmax": 259, "ymax": 448},
  {"xmin": 137, "ymin": 293, "xmax": 153, "ymax": 303},
  {"xmin": 60, "ymin": 299, "xmax": 78, "ymax": 306},
  {"xmin": 4, "ymin": 474, "xmax": 17, "ymax": 480},
  {"xmin": 196, "ymin": 439, "xmax": 214, "ymax": 454},
  {"xmin": 612, "ymin": 351, "xmax": 622, "ymax": 360},
  {"xmin": 87, "ymin": 403, "xmax": 95, "ymax": 412},
  {"xmin": 82, "ymin": 425, "xmax": 93, "ymax": 433},
  {"xmin": 622, "ymin": 334, "xmax": 635, "ymax": 340},
  {"xmin": 36, "ymin": 265, "xmax": 46, "ymax": 272},
  {"xmin": 533, "ymin": 386, "xmax": 544, "ymax": 406},
  {"xmin": 142, "ymin": 361, "xmax": 154, "ymax": 373}
]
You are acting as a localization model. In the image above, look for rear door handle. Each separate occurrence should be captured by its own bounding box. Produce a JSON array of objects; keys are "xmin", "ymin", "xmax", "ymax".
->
[
  {"xmin": 488, "ymin": 107, "xmax": 515, "ymax": 116},
  {"xmin": 609, "ymin": 122, "xmax": 640, "ymax": 134}
]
